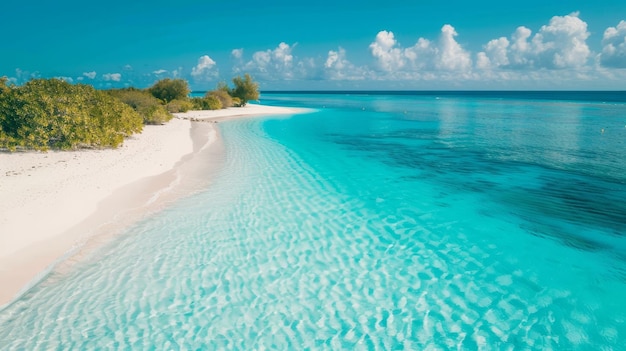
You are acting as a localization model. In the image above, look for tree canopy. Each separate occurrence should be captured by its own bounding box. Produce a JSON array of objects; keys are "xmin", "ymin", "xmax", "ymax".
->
[
  {"xmin": 230, "ymin": 74, "xmax": 260, "ymax": 106},
  {"xmin": 148, "ymin": 78, "xmax": 190, "ymax": 103}
]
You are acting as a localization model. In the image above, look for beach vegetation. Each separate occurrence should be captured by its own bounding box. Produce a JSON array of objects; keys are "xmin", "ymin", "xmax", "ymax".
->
[
  {"xmin": 166, "ymin": 99, "xmax": 194, "ymax": 113},
  {"xmin": 106, "ymin": 88, "xmax": 173, "ymax": 124},
  {"xmin": 190, "ymin": 96, "xmax": 222, "ymax": 110},
  {"xmin": 0, "ymin": 79, "xmax": 142, "ymax": 151},
  {"xmin": 216, "ymin": 81, "xmax": 230, "ymax": 93},
  {"xmin": 230, "ymin": 74, "xmax": 259, "ymax": 106},
  {"xmin": 206, "ymin": 89, "xmax": 233, "ymax": 108},
  {"xmin": 0, "ymin": 73, "xmax": 262, "ymax": 151},
  {"xmin": 148, "ymin": 78, "xmax": 190, "ymax": 103},
  {"xmin": 0, "ymin": 77, "xmax": 10, "ymax": 94}
]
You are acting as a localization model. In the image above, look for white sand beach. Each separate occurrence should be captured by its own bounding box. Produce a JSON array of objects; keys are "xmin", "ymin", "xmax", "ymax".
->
[{"xmin": 0, "ymin": 104, "xmax": 305, "ymax": 307}]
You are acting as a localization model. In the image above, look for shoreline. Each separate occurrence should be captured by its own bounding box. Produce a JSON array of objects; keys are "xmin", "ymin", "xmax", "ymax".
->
[{"xmin": 0, "ymin": 104, "xmax": 308, "ymax": 308}]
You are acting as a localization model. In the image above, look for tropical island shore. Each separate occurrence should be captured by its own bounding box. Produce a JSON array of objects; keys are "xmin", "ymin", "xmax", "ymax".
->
[{"xmin": 0, "ymin": 104, "xmax": 307, "ymax": 308}]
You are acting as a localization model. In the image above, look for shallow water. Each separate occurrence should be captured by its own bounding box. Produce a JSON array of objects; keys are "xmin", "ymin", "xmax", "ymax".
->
[{"xmin": 1, "ymin": 92, "xmax": 625, "ymax": 349}]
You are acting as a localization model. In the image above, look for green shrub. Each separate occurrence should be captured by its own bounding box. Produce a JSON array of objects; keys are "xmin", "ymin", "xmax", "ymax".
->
[
  {"xmin": 143, "ymin": 104, "xmax": 172, "ymax": 124},
  {"xmin": 206, "ymin": 89, "xmax": 232, "ymax": 108},
  {"xmin": 148, "ymin": 78, "xmax": 190, "ymax": 103},
  {"xmin": 190, "ymin": 96, "xmax": 222, "ymax": 110},
  {"xmin": 0, "ymin": 79, "xmax": 142, "ymax": 151},
  {"xmin": 190, "ymin": 97, "xmax": 205, "ymax": 110},
  {"xmin": 0, "ymin": 77, "xmax": 9, "ymax": 94},
  {"xmin": 107, "ymin": 89, "xmax": 173, "ymax": 125},
  {"xmin": 166, "ymin": 99, "xmax": 194, "ymax": 113},
  {"xmin": 231, "ymin": 97, "xmax": 243, "ymax": 107}
]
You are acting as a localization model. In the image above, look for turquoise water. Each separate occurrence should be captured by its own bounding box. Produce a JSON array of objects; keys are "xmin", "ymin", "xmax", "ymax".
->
[{"xmin": 1, "ymin": 92, "xmax": 626, "ymax": 349}]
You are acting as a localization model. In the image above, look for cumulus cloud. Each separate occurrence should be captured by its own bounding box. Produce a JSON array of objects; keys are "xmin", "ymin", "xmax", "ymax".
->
[
  {"xmin": 369, "ymin": 25, "xmax": 471, "ymax": 74},
  {"xmin": 153, "ymin": 69, "xmax": 167, "ymax": 75},
  {"xmin": 533, "ymin": 12, "xmax": 590, "ymax": 68},
  {"xmin": 478, "ymin": 13, "xmax": 590, "ymax": 70},
  {"xmin": 324, "ymin": 47, "xmax": 368, "ymax": 80},
  {"xmin": 231, "ymin": 48, "xmax": 244, "ymax": 59},
  {"xmin": 102, "ymin": 73, "xmax": 121, "ymax": 81},
  {"xmin": 476, "ymin": 37, "xmax": 510, "ymax": 69},
  {"xmin": 600, "ymin": 20, "xmax": 626, "ymax": 68},
  {"xmin": 437, "ymin": 25, "xmax": 472, "ymax": 70},
  {"xmin": 242, "ymin": 42, "xmax": 298, "ymax": 79},
  {"xmin": 83, "ymin": 71, "xmax": 96, "ymax": 79},
  {"xmin": 369, "ymin": 31, "xmax": 407, "ymax": 71},
  {"xmin": 191, "ymin": 55, "xmax": 217, "ymax": 79}
]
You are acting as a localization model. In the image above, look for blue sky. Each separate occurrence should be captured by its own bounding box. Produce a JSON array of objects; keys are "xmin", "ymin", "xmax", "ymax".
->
[{"xmin": 2, "ymin": 0, "xmax": 626, "ymax": 90}]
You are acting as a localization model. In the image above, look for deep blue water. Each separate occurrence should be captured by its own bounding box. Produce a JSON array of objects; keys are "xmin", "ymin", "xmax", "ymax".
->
[{"xmin": 1, "ymin": 92, "xmax": 625, "ymax": 349}]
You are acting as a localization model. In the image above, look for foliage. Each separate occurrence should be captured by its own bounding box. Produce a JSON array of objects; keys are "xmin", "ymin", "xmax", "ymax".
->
[
  {"xmin": 0, "ymin": 79, "xmax": 142, "ymax": 151},
  {"xmin": 148, "ymin": 78, "xmax": 190, "ymax": 103},
  {"xmin": 230, "ymin": 74, "xmax": 259, "ymax": 106},
  {"xmin": 107, "ymin": 88, "xmax": 172, "ymax": 124},
  {"xmin": 0, "ymin": 77, "xmax": 10, "ymax": 94},
  {"xmin": 190, "ymin": 96, "xmax": 222, "ymax": 110},
  {"xmin": 216, "ymin": 81, "xmax": 230, "ymax": 93},
  {"xmin": 166, "ymin": 99, "xmax": 194, "ymax": 113},
  {"xmin": 206, "ymin": 89, "xmax": 232, "ymax": 108},
  {"xmin": 231, "ymin": 97, "xmax": 242, "ymax": 107}
]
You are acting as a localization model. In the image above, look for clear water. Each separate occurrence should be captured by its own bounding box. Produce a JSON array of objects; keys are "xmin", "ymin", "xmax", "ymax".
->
[{"xmin": 1, "ymin": 92, "xmax": 626, "ymax": 349}]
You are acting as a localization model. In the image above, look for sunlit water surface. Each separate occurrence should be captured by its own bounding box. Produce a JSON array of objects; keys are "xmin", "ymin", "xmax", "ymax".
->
[{"xmin": 1, "ymin": 92, "xmax": 625, "ymax": 349}]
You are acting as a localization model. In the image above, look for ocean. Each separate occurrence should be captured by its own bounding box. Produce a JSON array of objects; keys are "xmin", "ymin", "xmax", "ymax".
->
[{"xmin": 1, "ymin": 92, "xmax": 625, "ymax": 349}]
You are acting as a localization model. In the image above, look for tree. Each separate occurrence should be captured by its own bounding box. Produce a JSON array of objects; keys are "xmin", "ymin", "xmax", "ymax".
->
[
  {"xmin": 148, "ymin": 78, "xmax": 190, "ymax": 103},
  {"xmin": 230, "ymin": 74, "xmax": 259, "ymax": 106},
  {"xmin": 216, "ymin": 81, "xmax": 230, "ymax": 93},
  {"xmin": 206, "ymin": 89, "xmax": 232, "ymax": 108}
]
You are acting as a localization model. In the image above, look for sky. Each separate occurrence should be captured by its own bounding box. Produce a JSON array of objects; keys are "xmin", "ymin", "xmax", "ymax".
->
[{"xmin": 1, "ymin": 0, "xmax": 626, "ymax": 90}]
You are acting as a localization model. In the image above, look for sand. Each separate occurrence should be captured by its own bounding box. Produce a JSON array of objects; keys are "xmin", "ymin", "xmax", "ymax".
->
[{"xmin": 0, "ymin": 104, "xmax": 307, "ymax": 307}]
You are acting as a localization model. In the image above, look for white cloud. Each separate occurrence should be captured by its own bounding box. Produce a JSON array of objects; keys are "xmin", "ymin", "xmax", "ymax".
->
[
  {"xmin": 153, "ymin": 69, "xmax": 167, "ymax": 75},
  {"xmin": 369, "ymin": 25, "xmax": 471, "ymax": 74},
  {"xmin": 477, "ymin": 37, "xmax": 510, "ymax": 69},
  {"xmin": 478, "ymin": 13, "xmax": 590, "ymax": 70},
  {"xmin": 102, "ymin": 73, "xmax": 121, "ymax": 81},
  {"xmin": 231, "ymin": 48, "xmax": 243, "ymax": 59},
  {"xmin": 76, "ymin": 76, "xmax": 84, "ymax": 81},
  {"xmin": 324, "ymin": 47, "xmax": 368, "ymax": 80},
  {"xmin": 325, "ymin": 48, "xmax": 346, "ymax": 69},
  {"xmin": 437, "ymin": 25, "xmax": 472, "ymax": 71},
  {"xmin": 509, "ymin": 27, "xmax": 532, "ymax": 67},
  {"xmin": 191, "ymin": 55, "xmax": 217, "ymax": 79},
  {"xmin": 83, "ymin": 71, "xmax": 96, "ymax": 79},
  {"xmin": 600, "ymin": 20, "xmax": 626, "ymax": 68},
  {"xmin": 369, "ymin": 31, "xmax": 407, "ymax": 71},
  {"xmin": 533, "ymin": 12, "xmax": 590, "ymax": 68},
  {"xmin": 243, "ymin": 42, "xmax": 299, "ymax": 79}
]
